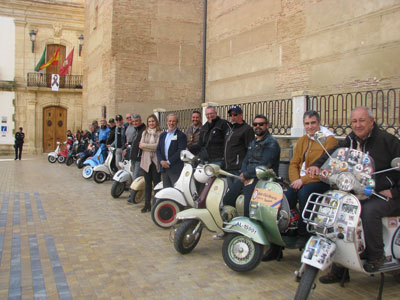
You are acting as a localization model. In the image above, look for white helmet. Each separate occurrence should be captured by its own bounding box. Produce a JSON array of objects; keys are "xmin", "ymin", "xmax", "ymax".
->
[{"xmin": 193, "ymin": 165, "xmax": 210, "ymax": 183}]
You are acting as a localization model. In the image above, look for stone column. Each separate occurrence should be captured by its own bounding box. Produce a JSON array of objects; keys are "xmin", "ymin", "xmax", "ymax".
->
[
  {"xmin": 291, "ymin": 93, "xmax": 307, "ymax": 138},
  {"xmin": 27, "ymin": 94, "xmax": 37, "ymax": 153}
]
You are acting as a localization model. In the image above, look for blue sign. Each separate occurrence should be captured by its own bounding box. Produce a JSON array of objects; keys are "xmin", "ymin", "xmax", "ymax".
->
[{"xmin": 1, "ymin": 126, "xmax": 7, "ymax": 132}]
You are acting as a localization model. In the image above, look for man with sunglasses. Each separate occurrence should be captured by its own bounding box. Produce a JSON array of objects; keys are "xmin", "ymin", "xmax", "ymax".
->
[
  {"xmin": 222, "ymin": 106, "xmax": 254, "ymax": 209},
  {"xmin": 240, "ymin": 115, "xmax": 281, "ymax": 217}
]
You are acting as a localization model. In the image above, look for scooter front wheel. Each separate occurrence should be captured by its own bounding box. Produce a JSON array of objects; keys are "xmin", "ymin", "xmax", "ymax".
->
[
  {"xmin": 57, "ymin": 155, "xmax": 66, "ymax": 163},
  {"xmin": 151, "ymin": 199, "xmax": 181, "ymax": 228},
  {"xmin": 82, "ymin": 166, "xmax": 94, "ymax": 179},
  {"xmin": 174, "ymin": 220, "xmax": 202, "ymax": 254},
  {"xmin": 77, "ymin": 158, "xmax": 84, "ymax": 169},
  {"xmin": 111, "ymin": 181, "xmax": 125, "ymax": 198},
  {"xmin": 48, "ymin": 156, "xmax": 57, "ymax": 163},
  {"xmin": 294, "ymin": 265, "xmax": 318, "ymax": 300},
  {"xmin": 66, "ymin": 156, "xmax": 74, "ymax": 166},
  {"xmin": 222, "ymin": 233, "xmax": 264, "ymax": 272},
  {"xmin": 93, "ymin": 171, "xmax": 107, "ymax": 183}
]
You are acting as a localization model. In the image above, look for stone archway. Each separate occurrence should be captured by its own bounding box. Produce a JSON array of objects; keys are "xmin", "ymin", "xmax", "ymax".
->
[{"xmin": 43, "ymin": 106, "xmax": 67, "ymax": 152}]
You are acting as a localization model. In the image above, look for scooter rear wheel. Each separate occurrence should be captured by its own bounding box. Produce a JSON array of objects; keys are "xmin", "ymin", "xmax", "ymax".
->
[
  {"xmin": 294, "ymin": 265, "xmax": 318, "ymax": 300},
  {"xmin": 174, "ymin": 220, "xmax": 202, "ymax": 254},
  {"xmin": 111, "ymin": 181, "xmax": 125, "ymax": 198},
  {"xmin": 93, "ymin": 171, "xmax": 107, "ymax": 184},
  {"xmin": 151, "ymin": 199, "xmax": 181, "ymax": 228},
  {"xmin": 222, "ymin": 233, "xmax": 264, "ymax": 272},
  {"xmin": 57, "ymin": 155, "xmax": 66, "ymax": 163},
  {"xmin": 128, "ymin": 189, "xmax": 144, "ymax": 204},
  {"xmin": 48, "ymin": 156, "xmax": 57, "ymax": 163}
]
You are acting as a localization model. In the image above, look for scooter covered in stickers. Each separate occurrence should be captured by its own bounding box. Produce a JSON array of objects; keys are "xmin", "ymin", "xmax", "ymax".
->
[{"xmin": 294, "ymin": 132, "xmax": 400, "ymax": 300}]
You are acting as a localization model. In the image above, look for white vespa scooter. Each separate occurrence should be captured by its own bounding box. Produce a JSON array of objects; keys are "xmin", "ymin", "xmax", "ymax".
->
[
  {"xmin": 48, "ymin": 141, "xmax": 66, "ymax": 163},
  {"xmin": 93, "ymin": 147, "xmax": 118, "ymax": 183},
  {"xmin": 151, "ymin": 150, "xmax": 210, "ymax": 228},
  {"xmin": 294, "ymin": 134, "xmax": 400, "ymax": 300},
  {"xmin": 111, "ymin": 155, "xmax": 133, "ymax": 198}
]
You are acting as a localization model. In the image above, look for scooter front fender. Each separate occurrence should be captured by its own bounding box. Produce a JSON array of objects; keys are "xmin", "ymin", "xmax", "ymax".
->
[
  {"xmin": 130, "ymin": 176, "xmax": 145, "ymax": 190},
  {"xmin": 176, "ymin": 208, "xmax": 220, "ymax": 233},
  {"xmin": 48, "ymin": 152, "xmax": 57, "ymax": 158},
  {"xmin": 93, "ymin": 164, "xmax": 109, "ymax": 174},
  {"xmin": 224, "ymin": 216, "xmax": 270, "ymax": 246},
  {"xmin": 300, "ymin": 236, "xmax": 336, "ymax": 271},
  {"xmin": 154, "ymin": 181, "xmax": 163, "ymax": 191},
  {"xmin": 113, "ymin": 170, "xmax": 130, "ymax": 183},
  {"xmin": 155, "ymin": 188, "xmax": 187, "ymax": 207}
]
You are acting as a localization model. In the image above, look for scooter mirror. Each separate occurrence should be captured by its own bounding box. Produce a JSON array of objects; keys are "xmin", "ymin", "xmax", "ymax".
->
[
  {"xmin": 180, "ymin": 150, "xmax": 195, "ymax": 162},
  {"xmin": 314, "ymin": 131, "xmax": 326, "ymax": 145},
  {"xmin": 390, "ymin": 158, "xmax": 400, "ymax": 170}
]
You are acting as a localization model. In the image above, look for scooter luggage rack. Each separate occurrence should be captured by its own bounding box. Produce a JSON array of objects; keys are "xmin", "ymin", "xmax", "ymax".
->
[{"xmin": 302, "ymin": 192, "xmax": 340, "ymax": 235}]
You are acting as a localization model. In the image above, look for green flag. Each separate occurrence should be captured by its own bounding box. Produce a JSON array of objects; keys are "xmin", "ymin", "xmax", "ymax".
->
[{"xmin": 34, "ymin": 47, "xmax": 46, "ymax": 72}]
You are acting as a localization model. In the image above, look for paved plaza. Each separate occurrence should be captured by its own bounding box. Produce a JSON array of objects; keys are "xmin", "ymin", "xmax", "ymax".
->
[{"xmin": 0, "ymin": 155, "xmax": 398, "ymax": 300}]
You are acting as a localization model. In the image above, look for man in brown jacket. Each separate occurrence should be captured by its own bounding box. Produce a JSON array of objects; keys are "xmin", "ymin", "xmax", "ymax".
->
[{"xmin": 263, "ymin": 110, "xmax": 337, "ymax": 260}]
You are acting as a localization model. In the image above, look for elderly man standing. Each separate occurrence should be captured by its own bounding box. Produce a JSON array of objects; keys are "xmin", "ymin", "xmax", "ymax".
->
[
  {"xmin": 307, "ymin": 106, "xmax": 400, "ymax": 282},
  {"xmin": 188, "ymin": 106, "xmax": 229, "ymax": 165},
  {"xmin": 156, "ymin": 113, "xmax": 187, "ymax": 188}
]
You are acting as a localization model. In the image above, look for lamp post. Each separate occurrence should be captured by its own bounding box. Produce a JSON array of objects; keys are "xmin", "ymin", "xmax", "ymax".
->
[
  {"xmin": 29, "ymin": 30, "xmax": 36, "ymax": 53},
  {"xmin": 78, "ymin": 34, "xmax": 84, "ymax": 56}
]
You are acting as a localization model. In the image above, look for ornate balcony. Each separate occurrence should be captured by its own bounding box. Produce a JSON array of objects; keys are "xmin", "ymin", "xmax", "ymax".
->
[{"xmin": 27, "ymin": 72, "xmax": 82, "ymax": 89}]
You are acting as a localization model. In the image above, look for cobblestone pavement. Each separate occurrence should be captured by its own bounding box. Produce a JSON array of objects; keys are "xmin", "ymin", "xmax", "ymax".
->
[{"xmin": 0, "ymin": 155, "xmax": 398, "ymax": 300}]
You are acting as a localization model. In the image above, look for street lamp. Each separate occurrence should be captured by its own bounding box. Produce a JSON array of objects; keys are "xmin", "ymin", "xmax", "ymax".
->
[
  {"xmin": 78, "ymin": 34, "xmax": 84, "ymax": 56},
  {"xmin": 29, "ymin": 30, "xmax": 36, "ymax": 53}
]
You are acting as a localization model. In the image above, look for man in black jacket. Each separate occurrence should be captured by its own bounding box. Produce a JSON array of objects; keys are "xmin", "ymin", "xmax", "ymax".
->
[
  {"xmin": 188, "ymin": 106, "xmax": 229, "ymax": 166},
  {"xmin": 222, "ymin": 105, "xmax": 254, "ymax": 207},
  {"xmin": 14, "ymin": 127, "xmax": 25, "ymax": 160},
  {"xmin": 308, "ymin": 106, "xmax": 400, "ymax": 280}
]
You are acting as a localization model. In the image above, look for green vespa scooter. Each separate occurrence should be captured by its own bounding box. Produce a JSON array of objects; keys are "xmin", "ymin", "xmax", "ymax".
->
[{"xmin": 221, "ymin": 166, "xmax": 298, "ymax": 272}]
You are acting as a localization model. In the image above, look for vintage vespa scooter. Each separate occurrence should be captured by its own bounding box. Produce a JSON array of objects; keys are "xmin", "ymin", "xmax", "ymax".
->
[
  {"xmin": 173, "ymin": 163, "xmax": 244, "ymax": 254},
  {"xmin": 293, "ymin": 134, "xmax": 400, "ymax": 300},
  {"xmin": 93, "ymin": 147, "xmax": 118, "ymax": 183},
  {"xmin": 221, "ymin": 166, "xmax": 299, "ymax": 272},
  {"xmin": 111, "ymin": 146, "xmax": 133, "ymax": 198},
  {"xmin": 150, "ymin": 150, "xmax": 210, "ymax": 228},
  {"xmin": 48, "ymin": 141, "xmax": 67, "ymax": 163}
]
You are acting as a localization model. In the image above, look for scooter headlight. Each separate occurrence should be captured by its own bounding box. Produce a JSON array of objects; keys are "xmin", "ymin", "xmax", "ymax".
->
[
  {"xmin": 204, "ymin": 165, "xmax": 216, "ymax": 177},
  {"xmin": 336, "ymin": 172, "xmax": 356, "ymax": 192}
]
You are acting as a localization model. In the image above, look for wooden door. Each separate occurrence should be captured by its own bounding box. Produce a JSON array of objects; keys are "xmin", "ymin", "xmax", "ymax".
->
[
  {"xmin": 46, "ymin": 44, "xmax": 66, "ymax": 87},
  {"xmin": 43, "ymin": 106, "xmax": 67, "ymax": 152}
]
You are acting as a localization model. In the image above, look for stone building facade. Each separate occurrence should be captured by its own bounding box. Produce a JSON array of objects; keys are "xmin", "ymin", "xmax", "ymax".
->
[{"xmin": 0, "ymin": 0, "xmax": 84, "ymax": 154}]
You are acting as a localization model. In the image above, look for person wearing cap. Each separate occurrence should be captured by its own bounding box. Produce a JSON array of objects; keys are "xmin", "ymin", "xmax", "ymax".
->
[
  {"xmin": 221, "ymin": 105, "xmax": 254, "ymax": 210},
  {"xmin": 185, "ymin": 110, "xmax": 202, "ymax": 148},
  {"xmin": 14, "ymin": 127, "xmax": 25, "ymax": 160},
  {"xmin": 110, "ymin": 114, "xmax": 126, "ymax": 169},
  {"xmin": 124, "ymin": 113, "xmax": 136, "ymax": 158},
  {"xmin": 188, "ymin": 106, "xmax": 229, "ymax": 165},
  {"xmin": 156, "ymin": 113, "xmax": 187, "ymax": 188},
  {"xmin": 106, "ymin": 118, "xmax": 116, "ymax": 146}
]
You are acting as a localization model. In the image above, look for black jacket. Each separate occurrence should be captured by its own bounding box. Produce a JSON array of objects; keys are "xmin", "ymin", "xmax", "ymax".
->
[
  {"xmin": 15, "ymin": 132, "xmax": 24, "ymax": 145},
  {"xmin": 224, "ymin": 121, "xmax": 254, "ymax": 170},
  {"xmin": 313, "ymin": 123, "xmax": 400, "ymax": 200},
  {"xmin": 106, "ymin": 126, "xmax": 115, "ymax": 145},
  {"xmin": 130, "ymin": 123, "xmax": 146, "ymax": 162},
  {"xmin": 189, "ymin": 116, "xmax": 230, "ymax": 161}
]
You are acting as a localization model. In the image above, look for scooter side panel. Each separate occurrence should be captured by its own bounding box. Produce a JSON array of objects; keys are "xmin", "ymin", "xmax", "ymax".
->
[
  {"xmin": 176, "ymin": 208, "xmax": 220, "ymax": 233},
  {"xmin": 93, "ymin": 164, "xmax": 109, "ymax": 173},
  {"xmin": 113, "ymin": 170, "xmax": 130, "ymax": 182},
  {"xmin": 224, "ymin": 216, "xmax": 270, "ymax": 246},
  {"xmin": 206, "ymin": 178, "xmax": 225, "ymax": 230},
  {"xmin": 83, "ymin": 160, "xmax": 97, "ymax": 168},
  {"xmin": 154, "ymin": 188, "xmax": 187, "ymax": 207},
  {"xmin": 301, "ymin": 236, "xmax": 336, "ymax": 271},
  {"xmin": 130, "ymin": 176, "xmax": 145, "ymax": 190},
  {"xmin": 48, "ymin": 152, "xmax": 57, "ymax": 157}
]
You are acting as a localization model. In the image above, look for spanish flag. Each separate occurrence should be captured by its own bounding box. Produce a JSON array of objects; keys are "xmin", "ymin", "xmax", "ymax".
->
[{"xmin": 35, "ymin": 48, "xmax": 60, "ymax": 71}]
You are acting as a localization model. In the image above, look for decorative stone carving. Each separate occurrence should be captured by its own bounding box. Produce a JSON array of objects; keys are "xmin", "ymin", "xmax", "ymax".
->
[{"xmin": 53, "ymin": 23, "xmax": 63, "ymax": 37}]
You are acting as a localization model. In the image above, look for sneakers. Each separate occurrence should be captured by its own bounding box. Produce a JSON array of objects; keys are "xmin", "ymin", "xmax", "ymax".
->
[
  {"xmin": 262, "ymin": 244, "xmax": 283, "ymax": 261},
  {"xmin": 319, "ymin": 265, "xmax": 350, "ymax": 284},
  {"xmin": 364, "ymin": 255, "xmax": 385, "ymax": 273}
]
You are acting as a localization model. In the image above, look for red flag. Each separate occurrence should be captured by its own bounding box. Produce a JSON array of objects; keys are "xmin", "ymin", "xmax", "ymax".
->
[{"xmin": 59, "ymin": 48, "xmax": 74, "ymax": 75}]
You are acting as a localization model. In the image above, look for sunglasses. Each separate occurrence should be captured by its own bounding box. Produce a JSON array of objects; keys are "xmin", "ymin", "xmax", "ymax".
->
[
  {"xmin": 253, "ymin": 122, "xmax": 266, "ymax": 127},
  {"xmin": 229, "ymin": 113, "xmax": 238, "ymax": 117}
]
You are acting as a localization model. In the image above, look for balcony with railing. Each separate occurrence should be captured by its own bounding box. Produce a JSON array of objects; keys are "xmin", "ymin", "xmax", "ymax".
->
[{"xmin": 27, "ymin": 72, "xmax": 82, "ymax": 89}]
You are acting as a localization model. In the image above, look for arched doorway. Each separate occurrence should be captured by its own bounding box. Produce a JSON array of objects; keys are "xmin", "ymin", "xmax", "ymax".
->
[{"xmin": 43, "ymin": 106, "xmax": 67, "ymax": 152}]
